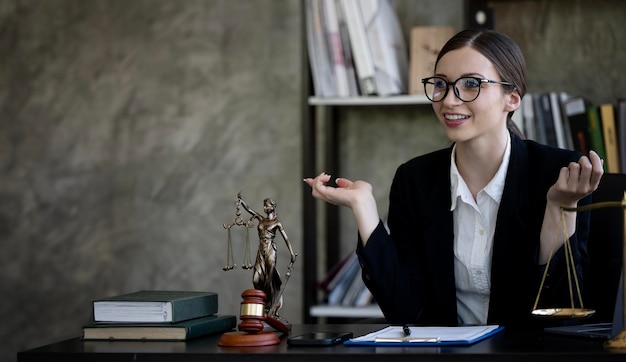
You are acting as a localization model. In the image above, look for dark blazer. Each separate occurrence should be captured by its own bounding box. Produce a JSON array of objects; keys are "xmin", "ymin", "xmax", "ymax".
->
[{"xmin": 357, "ymin": 132, "xmax": 591, "ymax": 330}]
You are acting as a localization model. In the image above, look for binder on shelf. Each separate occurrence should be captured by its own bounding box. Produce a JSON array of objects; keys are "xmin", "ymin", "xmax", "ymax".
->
[
  {"xmin": 563, "ymin": 96, "xmax": 592, "ymax": 155},
  {"xmin": 617, "ymin": 98, "xmax": 626, "ymax": 173},
  {"xmin": 322, "ymin": 0, "xmax": 350, "ymax": 97},
  {"xmin": 600, "ymin": 103, "xmax": 621, "ymax": 173},
  {"xmin": 409, "ymin": 26, "xmax": 454, "ymax": 95},
  {"xmin": 326, "ymin": 253, "xmax": 360, "ymax": 305},
  {"xmin": 305, "ymin": 0, "xmax": 336, "ymax": 97},
  {"xmin": 586, "ymin": 105, "xmax": 607, "ymax": 171},
  {"xmin": 359, "ymin": 0, "xmax": 409, "ymax": 96},
  {"xmin": 335, "ymin": 0, "xmax": 359, "ymax": 96},
  {"xmin": 521, "ymin": 94, "xmax": 536, "ymax": 141},
  {"xmin": 339, "ymin": 0, "xmax": 377, "ymax": 95},
  {"xmin": 549, "ymin": 91, "xmax": 571, "ymax": 150}
]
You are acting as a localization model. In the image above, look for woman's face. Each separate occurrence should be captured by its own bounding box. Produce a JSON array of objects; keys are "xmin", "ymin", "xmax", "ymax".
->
[{"xmin": 432, "ymin": 46, "xmax": 518, "ymax": 145}]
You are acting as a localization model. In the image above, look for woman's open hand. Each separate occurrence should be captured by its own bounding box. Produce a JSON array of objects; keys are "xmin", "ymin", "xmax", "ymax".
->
[{"xmin": 303, "ymin": 173, "xmax": 380, "ymax": 242}]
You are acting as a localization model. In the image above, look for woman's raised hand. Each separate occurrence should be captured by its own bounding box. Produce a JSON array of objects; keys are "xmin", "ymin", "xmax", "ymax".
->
[
  {"xmin": 303, "ymin": 172, "xmax": 372, "ymax": 209},
  {"xmin": 547, "ymin": 150, "xmax": 604, "ymax": 208},
  {"xmin": 304, "ymin": 173, "xmax": 380, "ymax": 242}
]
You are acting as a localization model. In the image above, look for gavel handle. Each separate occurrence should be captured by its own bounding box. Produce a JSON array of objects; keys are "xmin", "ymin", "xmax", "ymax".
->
[{"xmin": 263, "ymin": 316, "xmax": 289, "ymax": 334}]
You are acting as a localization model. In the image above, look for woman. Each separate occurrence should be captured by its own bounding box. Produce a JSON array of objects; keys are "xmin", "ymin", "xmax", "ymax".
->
[{"xmin": 304, "ymin": 29, "xmax": 603, "ymax": 330}]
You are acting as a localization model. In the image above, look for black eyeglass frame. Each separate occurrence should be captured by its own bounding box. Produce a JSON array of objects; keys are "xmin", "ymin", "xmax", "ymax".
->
[{"xmin": 421, "ymin": 76, "xmax": 515, "ymax": 102}]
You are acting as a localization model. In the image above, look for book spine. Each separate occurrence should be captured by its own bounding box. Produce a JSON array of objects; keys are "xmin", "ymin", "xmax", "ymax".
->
[
  {"xmin": 600, "ymin": 103, "xmax": 621, "ymax": 173},
  {"xmin": 361, "ymin": 0, "xmax": 408, "ymax": 96},
  {"xmin": 564, "ymin": 97, "xmax": 591, "ymax": 155},
  {"xmin": 306, "ymin": 0, "xmax": 337, "ymax": 97},
  {"xmin": 185, "ymin": 315, "xmax": 237, "ymax": 339},
  {"xmin": 171, "ymin": 293, "xmax": 219, "ymax": 322},
  {"xmin": 322, "ymin": 0, "xmax": 350, "ymax": 97},
  {"xmin": 586, "ymin": 106, "xmax": 607, "ymax": 170},
  {"xmin": 618, "ymin": 99, "xmax": 626, "ymax": 173},
  {"xmin": 340, "ymin": 0, "xmax": 377, "ymax": 95},
  {"xmin": 521, "ymin": 95, "xmax": 536, "ymax": 141},
  {"xmin": 549, "ymin": 92, "xmax": 568, "ymax": 149}
]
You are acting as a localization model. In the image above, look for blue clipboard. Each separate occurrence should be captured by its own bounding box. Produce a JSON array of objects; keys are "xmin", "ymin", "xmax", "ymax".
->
[{"xmin": 343, "ymin": 325, "xmax": 504, "ymax": 347}]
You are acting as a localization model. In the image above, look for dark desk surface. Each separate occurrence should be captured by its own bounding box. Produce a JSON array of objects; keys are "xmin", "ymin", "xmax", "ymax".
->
[{"xmin": 17, "ymin": 324, "xmax": 626, "ymax": 362}]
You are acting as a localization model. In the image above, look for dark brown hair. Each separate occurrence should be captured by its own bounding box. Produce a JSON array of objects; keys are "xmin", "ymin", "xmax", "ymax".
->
[{"xmin": 435, "ymin": 29, "xmax": 527, "ymax": 138}]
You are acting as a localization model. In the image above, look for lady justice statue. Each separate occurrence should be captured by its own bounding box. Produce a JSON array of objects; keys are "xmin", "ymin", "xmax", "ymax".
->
[{"xmin": 223, "ymin": 192, "xmax": 297, "ymax": 321}]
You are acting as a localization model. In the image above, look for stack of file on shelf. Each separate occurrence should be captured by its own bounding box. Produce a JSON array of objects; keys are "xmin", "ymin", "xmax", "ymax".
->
[
  {"xmin": 518, "ymin": 93, "xmax": 626, "ymax": 174},
  {"xmin": 83, "ymin": 290, "xmax": 236, "ymax": 341},
  {"xmin": 318, "ymin": 252, "xmax": 375, "ymax": 308},
  {"xmin": 305, "ymin": 0, "xmax": 408, "ymax": 98}
]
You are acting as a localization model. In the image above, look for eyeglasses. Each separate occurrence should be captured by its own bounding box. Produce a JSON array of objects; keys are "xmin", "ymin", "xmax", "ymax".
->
[{"xmin": 421, "ymin": 76, "xmax": 515, "ymax": 102}]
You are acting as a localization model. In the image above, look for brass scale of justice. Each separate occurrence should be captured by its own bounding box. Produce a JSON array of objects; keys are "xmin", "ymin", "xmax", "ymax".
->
[{"xmin": 531, "ymin": 191, "xmax": 626, "ymax": 349}]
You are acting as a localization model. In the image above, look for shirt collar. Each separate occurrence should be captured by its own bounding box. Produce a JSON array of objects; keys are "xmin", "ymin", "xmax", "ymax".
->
[{"xmin": 450, "ymin": 133, "xmax": 511, "ymax": 210}]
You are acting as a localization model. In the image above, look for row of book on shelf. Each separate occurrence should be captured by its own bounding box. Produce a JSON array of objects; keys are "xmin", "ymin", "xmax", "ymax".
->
[
  {"xmin": 83, "ymin": 290, "xmax": 236, "ymax": 341},
  {"xmin": 305, "ymin": 0, "xmax": 453, "ymax": 98},
  {"xmin": 514, "ymin": 92, "xmax": 626, "ymax": 174}
]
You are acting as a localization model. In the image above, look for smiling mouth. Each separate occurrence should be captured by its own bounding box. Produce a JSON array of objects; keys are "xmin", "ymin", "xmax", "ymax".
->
[{"xmin": 444, "ymin": 114, "xmax": 468, "ymax": 121}]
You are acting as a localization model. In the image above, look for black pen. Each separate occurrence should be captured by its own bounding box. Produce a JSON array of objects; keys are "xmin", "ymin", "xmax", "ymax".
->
[{"xmin": 402, "ymin": 325, "xmax": 411, "ymax": 337}]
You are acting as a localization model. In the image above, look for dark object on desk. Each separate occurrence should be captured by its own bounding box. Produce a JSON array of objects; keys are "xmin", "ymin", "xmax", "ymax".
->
[
  {"xmin": 92, "ymin": 290, "xmax": 218, "ymax": 323},
  {"xmin": 218, "ymin": 289, "xmax": 282, "ymax": 347},
  {"xmin": 545, "ymin": 273, "xmax": 622, "ymax": 340},
  {"xmin": 82, "ymin": 314, "xmax": 236, "ymax": 341},
  {"xmin": 288, "ymin": 332, "xmax": 353, "ymax": 346}
]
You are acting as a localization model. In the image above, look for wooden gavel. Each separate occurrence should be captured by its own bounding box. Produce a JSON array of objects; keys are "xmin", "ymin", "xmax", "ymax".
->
[{"xmin": 239, "ymin": 289, "xmax": 289, "ymax": 334}]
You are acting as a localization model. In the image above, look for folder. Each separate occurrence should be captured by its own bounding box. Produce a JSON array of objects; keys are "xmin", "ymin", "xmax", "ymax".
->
[{"xmin": 344, "ymin": 325, "xmax": 504, "ymax": 346}]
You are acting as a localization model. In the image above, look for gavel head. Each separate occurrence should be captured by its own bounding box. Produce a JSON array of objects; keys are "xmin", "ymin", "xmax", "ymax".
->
[{"xmin": 238, "ymin": 289, "xmax": 267, "ymax": 333}]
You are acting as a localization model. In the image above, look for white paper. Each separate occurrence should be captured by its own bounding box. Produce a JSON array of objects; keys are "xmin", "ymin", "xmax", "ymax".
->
[{"xmin": 350, "ymin": 325, "xmax": 501, "ymax": 343}]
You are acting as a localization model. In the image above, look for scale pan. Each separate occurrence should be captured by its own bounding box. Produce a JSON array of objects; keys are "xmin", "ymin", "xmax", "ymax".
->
[{"xmin": 531, "ymin": 308, "xmax": 595, "ymax": 319}]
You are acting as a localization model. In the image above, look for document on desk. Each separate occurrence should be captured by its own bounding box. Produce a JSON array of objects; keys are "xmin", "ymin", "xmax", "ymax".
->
[{"xmin": 344, "ymin": 325, "xmax": 504, "ymax": 346}]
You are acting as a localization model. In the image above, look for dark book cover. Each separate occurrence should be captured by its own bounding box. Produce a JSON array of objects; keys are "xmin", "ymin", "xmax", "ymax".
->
[
  {"xmin": 563, "ymin": 97, "xmax": 592, "ymax": 154},
  {"xmin": 93, "ymin": 291, "xmax": 218, "ymax": 323},
  {"xmin": 586, "ymin": 106, "xmax": 607, "ymax": 170},
  {"xmin": 83, "ymin": 314, "xmax": 236, "ymax": 341}
]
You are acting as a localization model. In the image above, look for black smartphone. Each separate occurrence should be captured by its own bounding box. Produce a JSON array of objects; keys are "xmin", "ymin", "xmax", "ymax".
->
[{"xmin": 287, "ymin": 331, "xmax": 353, "ymax": 346}]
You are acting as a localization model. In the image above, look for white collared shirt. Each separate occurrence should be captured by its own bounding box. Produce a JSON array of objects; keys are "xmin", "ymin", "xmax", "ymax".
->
[{"xmin": 449, "ymin": 134, "xmax": 511, "ymax": 325}]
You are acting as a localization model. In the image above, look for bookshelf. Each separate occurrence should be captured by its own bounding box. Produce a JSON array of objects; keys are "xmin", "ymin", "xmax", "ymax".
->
[
  {"xmin": 301, "ymin": 0, "xmax": 441, "ymax": 323},
  {"xmin": 302, "ymin": 95, "xmax": 431, "ymax": 323}
]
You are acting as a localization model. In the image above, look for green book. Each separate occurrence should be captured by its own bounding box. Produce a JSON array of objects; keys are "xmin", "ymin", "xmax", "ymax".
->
[
  {"xmin": 93, "ymin": 290, "xmax": 218, "ymax": 323},
  {"xmin": 82, "ymin": 314, "xmax": 237, "ymax": 341},
  {"xmin": 587, "ymin": 106, "xmax": 607, "ymax": 171}
]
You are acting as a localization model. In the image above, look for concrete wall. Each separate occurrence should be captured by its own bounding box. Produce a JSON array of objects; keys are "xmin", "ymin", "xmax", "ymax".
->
[
  {"xmin": 2, "ymin": 0, "xmax": 626, "ymax": 361},
  {"xmin": 0, "ymin": 1, "xmax": 303, "ymax": 360}
]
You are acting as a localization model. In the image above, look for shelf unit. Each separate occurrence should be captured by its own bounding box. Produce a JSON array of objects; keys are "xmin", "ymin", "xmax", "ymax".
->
[{"xmin": 301, "ymin": 94, "xmax": 431, "ymax": 323}]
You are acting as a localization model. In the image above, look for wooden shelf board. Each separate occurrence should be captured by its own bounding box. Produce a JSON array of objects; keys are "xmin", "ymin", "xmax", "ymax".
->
[
  {"xmin": 308, "ymin": 95, "xmax": 430, "ymax": 106},
  {"xmin": 309, "ymin": 304, "xmax": 384, "ymax": 318}
]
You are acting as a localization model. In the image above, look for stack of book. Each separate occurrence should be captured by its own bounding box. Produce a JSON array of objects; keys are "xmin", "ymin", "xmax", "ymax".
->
[
  {"xmin": 305, "ymin": 0, "xmax": 409, "ymax": 98},
  {"xmin": 518, "ymin": 93, "xmax": 626, "ymax": 174},
  {"xmin": 317, "ymin": 251, "xmax": 375, "ymax": 308},
  {"xmin": 82, "ymin": 290, "xmax": 236, "ymax": 341}
]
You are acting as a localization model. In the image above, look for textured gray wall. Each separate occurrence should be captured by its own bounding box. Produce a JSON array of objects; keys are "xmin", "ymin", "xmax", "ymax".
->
[
  {"xmin": 2, "ymin": 0, "xmax": 626, "ymax": 361},
  {"xmin": 0, "ymin": 1, "xmax": 303, "ymax": 360}
]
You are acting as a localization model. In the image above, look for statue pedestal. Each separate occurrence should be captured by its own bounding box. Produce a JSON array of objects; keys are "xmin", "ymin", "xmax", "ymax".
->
[{"xmin": 218, "ymin": 331, "xmax": 280, "ymax": 347}]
